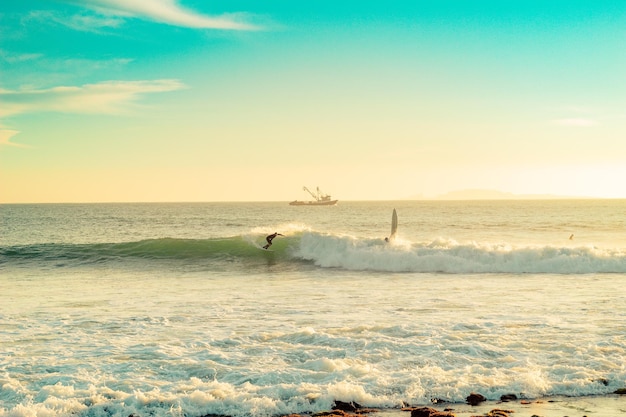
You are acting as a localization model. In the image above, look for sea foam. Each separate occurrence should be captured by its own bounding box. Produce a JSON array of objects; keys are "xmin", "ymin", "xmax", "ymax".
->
[{"xmin": 294, "ymin": 231, "xmax": 626, "ymax": 273}]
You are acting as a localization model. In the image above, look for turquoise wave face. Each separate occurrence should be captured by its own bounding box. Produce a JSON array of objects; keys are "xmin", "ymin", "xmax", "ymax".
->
[
  {"xmin": 3, "ymin": 232, "xmax": 626, "ymax": 274},
  {"xmin": 0, "ymin": 236, "xmax": 290, "ymax": 268}
]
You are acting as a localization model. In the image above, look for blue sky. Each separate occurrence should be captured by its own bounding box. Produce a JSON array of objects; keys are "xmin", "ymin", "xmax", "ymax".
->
[{"xmin": 1, "ymin": 1, "xmax": 625, "ymax": 202}]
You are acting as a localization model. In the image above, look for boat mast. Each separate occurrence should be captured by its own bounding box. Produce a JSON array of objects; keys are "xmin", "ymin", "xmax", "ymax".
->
[{"xmin": 302, "ymin": 186, "xmax": 320, "ymax": 201}]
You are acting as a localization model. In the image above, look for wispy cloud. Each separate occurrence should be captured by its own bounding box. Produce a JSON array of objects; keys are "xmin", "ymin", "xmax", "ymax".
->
[
  {"xmin": 0, "ymin": 129, "xmax": 27, "ymax": 148},
  {"xmin": 59, "ymin": 0, "xmax": 258, "ymax": 30},
  {"xmin": 0, "ymin": 49, "xmax": 43, "ymax": 64},
  {"xmin": 553, "ymin": 118, "xmax": 597, "ymax": 127},
  {"xmin": 1, "ymin": 48, "xmax": 133, "ymax": 72},
  {"xmin": 0, "ymin": 79, "xmax": 185, "ymax": 147},
  {"xmin": 0, "ymin": 79, "xmax": 186, "ymax": 118},
  {"xmin": 549, "ymin": 105, "xmax": 600, "ymax": 128},
  {"xmin": 24, "ymin": 9, "xmax": 124, "ymax": 33}
]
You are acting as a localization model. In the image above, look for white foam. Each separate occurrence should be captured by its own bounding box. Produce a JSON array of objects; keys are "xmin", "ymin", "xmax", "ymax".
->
[{"xmin": 293, "ymin": 232, "xmax": 626, "ymax": 273}]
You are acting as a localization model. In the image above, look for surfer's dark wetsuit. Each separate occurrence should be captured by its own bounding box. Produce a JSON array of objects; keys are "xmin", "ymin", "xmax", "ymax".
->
[{"xmin": 263, "ymin": 232, "xmax": 283, "ymax": 249}]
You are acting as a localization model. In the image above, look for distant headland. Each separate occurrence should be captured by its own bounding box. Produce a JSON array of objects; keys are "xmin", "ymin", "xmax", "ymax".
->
[{"xmin": 409, "ymin": 189, "xmax": 592, "ymax": 200}]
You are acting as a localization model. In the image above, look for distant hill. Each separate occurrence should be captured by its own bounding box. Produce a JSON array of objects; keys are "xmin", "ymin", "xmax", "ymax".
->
[{"xmin": 409, "ymin": 189, "xmax": 585, "ymax": 200}]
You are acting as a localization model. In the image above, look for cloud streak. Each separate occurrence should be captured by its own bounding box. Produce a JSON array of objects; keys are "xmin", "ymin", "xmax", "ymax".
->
[
  {"xmin": 61, "ymin": 0, "xmax": 258, "ymax": 30},
  {"xmin": 0, "ymin": 79, "xmax": 185, "ymax": 147},
  {"xmin": 0, "ymin": 79, "xmax": 186, "ymax": 118},
  {"xmin": 26, "ymin": 10, "xmax": 124, "ymax": 32},
  {"xmin": 0, "ymin": 49, "xmax": 43, "ymax": 64},
  {"xmin": 0, "ymin": 130, "xmax": 27, "ymax": 148},
  {"xmin": 553, "ymin": 118, "xmax": 597, "ymax": 127}
]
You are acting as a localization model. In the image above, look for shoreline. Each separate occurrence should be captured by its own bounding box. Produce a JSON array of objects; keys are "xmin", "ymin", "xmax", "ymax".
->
[{"xmin": 303, "ymin": 394, "xmax": 626, "ymax": 417}]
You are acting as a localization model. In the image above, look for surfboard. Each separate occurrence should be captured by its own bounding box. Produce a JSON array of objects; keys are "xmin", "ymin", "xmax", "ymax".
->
[{"xmin": 389, "ymin": 208, "xmax": 398, "ymax": 240}]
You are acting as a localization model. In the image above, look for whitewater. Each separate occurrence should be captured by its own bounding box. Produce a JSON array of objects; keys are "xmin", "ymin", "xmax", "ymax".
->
[{"xmin": 1, "ymin": 200, "xmax": 625, "ymax": 417}]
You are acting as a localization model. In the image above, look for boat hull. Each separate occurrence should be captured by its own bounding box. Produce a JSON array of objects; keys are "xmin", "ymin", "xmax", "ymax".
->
[{"xmin": 289, "ymin": 200, "xmax": 338, "ymax": 206}]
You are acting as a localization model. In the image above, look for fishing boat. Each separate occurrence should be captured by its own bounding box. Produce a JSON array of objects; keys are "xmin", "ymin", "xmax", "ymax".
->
[{"xmin": 289, "ymin": 186, "xmax": 338, "ymax": 206}]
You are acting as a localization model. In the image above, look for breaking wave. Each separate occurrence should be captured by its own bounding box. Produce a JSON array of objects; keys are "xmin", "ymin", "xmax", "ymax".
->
[
  {"xmin": 295, "ymin": 232, "xmax": 626, "ymax": 274},
  {"xmin": 2, "ymin": 231, "xmax": 625, "ymax": 274}
]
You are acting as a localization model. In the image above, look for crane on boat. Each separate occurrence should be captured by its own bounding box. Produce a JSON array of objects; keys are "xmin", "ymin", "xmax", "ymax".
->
[
  {"xmin": 289, "ymin": 186, "xmax": 338, "ymax": 206},
  {"xmin": 303, "ymin": 186, "xmax": 326, "ymax": 201}
]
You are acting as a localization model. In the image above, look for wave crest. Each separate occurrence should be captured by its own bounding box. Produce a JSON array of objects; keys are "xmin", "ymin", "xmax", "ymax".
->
[
  {"xmin": 3, "ymin": 232, "xmax": 625, "ymax": 274},
  {"xmin": 294, "ymin": 232, "xmax": 626, "ymax": 274}
]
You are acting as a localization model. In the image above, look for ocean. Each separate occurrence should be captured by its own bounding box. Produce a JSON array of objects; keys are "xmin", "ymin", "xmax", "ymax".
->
[{"xmin": 1, "ymin": 200, "xmax": 625, "ymax": 417}]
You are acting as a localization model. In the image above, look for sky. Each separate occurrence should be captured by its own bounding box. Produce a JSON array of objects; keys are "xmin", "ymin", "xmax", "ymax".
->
[{"xmin": 1, "ymin": 0, "xmax": 625, "ymax": 203}]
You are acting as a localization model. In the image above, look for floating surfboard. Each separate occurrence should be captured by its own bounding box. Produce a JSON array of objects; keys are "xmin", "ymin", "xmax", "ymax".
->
[{"xmin": 389, "ymin": 208, "xmax": 398, "ymax": 240}]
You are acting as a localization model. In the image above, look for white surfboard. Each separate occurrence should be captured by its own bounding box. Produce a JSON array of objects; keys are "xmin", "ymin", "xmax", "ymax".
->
[{"xmin": 389, "ymin": 208, "xmax": 398, "ymax": 240}]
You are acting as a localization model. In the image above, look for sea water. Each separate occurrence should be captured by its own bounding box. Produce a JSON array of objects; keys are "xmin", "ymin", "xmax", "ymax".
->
[{"xmin": 1, "ymin": 200, "xmax": 625, "ymax": 417}]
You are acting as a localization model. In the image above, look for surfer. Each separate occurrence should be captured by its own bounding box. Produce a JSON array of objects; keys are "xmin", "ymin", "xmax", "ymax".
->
[{"xmin": 263, "ymin": 232, "xmax": 283, "ymax": 250}]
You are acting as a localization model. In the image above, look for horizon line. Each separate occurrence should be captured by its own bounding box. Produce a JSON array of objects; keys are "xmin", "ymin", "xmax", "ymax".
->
[{"xmin": 1, "ymin": 196, "xmax": 621, "ymax": 205}]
